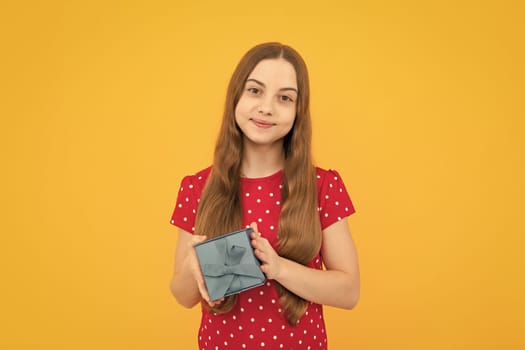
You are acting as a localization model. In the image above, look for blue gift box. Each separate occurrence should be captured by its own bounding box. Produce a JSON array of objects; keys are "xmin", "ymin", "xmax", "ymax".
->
[{"xmin": 194, "ymin": 228, "xmax": 267, "ymax": 302}]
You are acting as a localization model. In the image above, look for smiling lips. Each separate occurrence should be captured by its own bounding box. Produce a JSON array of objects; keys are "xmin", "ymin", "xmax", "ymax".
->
[{"xmin": 251, "ymin": 118, "xmax": 275, "ymax": 129}]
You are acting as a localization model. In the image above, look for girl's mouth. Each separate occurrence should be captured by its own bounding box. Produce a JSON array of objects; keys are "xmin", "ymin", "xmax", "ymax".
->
[{"xmin": 251, "ymin": 118, "xmax": 274, "ymax": 129}]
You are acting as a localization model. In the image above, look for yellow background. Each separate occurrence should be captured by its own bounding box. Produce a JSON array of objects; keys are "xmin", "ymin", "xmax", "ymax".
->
[{"xmin": 1, "ymin": 0, "xmax": 524, "ymax": 349}]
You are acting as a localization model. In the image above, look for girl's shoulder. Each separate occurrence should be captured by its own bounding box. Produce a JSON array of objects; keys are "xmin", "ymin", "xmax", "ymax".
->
[
  {"xmin": 192, "ymin": 166, "xmax": 212, "ymax": 180},
  {"xmin": 177, "ymin": 166, "xmax": 212, "ymax": 194},
  {"xmin": 182, "ymin": 166, "xmax": 346, "ymax": 189},
  {"xmin": 314, "ymin": 166, "xmax": 345, "ymax": 183},
  {"xmin": 315, "ymin": 166, "xmax": 356, "ymax": 226},
  {"xmin": 182, "ymin": 166, "xmax": 212, "ymax": 182},
  {"xmin": 314, "ymin": 166, "xmax": 352, "ymax": 199}
]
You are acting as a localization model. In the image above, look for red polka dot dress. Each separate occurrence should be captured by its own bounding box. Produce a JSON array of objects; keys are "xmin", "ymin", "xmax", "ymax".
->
[{"xmin": 171, "ymin": 167, "xmax": 355, "ymax": 350}]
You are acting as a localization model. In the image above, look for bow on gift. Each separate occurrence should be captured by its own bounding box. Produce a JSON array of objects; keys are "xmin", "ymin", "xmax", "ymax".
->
[{"xmin": 201, "ymin": 238, "xmax": 264, "ymax": 301}]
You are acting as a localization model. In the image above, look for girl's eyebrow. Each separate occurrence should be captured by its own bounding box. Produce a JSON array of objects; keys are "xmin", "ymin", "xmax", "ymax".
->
[{"xmin": 246, "ymin": 78, "xmax": 298, "ymax": 94}]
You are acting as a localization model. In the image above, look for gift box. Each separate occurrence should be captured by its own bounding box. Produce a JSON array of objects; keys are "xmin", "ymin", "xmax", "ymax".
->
[{"xmin": 194, "ymin": 227, "xmax": 266, "ymax": 302}]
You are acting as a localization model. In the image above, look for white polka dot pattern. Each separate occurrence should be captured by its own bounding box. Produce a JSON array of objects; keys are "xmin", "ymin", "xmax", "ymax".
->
[{"xmin": 170, "ymin": 166, "xmax": 355, "ymax": 349}]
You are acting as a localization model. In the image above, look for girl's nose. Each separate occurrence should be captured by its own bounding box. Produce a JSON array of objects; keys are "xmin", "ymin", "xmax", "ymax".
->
[{"xmin": 257, "ymin": 99, "xmax": 273, "ymax": 116}]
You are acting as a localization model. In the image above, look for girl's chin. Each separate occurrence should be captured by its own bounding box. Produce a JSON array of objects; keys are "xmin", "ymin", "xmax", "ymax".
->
[{"xmin": 243, "ymin": 136, "xmax": 285, "ymax": 149}]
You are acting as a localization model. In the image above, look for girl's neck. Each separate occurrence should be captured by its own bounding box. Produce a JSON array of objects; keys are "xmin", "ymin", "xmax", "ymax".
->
[{"xmin": 241, "ymin": 139, "xmax": 285, "ymax": 178}]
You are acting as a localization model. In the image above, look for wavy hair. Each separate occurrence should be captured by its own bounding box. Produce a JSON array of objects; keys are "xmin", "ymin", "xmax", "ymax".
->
[{"xmin": 194, "ymin": 42, "xmax": 322, "ymax": 325}]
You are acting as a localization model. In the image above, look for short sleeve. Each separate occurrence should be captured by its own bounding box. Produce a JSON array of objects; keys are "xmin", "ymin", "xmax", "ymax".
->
[
  {"xmin": 317, "ymin": 169, "xmax": 356, "ymax": 230},
  {"xmin": 170, "ymin": 175, "xmax": 200, "ymax": 234}
]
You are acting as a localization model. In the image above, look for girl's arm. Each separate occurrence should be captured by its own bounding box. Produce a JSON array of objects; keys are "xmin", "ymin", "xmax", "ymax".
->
[
  {"xmin": 251, "ymin": 218, "xmax": 360, "ymax": 309},
  {"xmin": 170, "ymin": 229, "xmax": 223, "ymax": 308}
]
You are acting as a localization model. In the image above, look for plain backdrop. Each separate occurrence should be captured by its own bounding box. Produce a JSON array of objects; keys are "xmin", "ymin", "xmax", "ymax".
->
[{"xmin": 1, "ymin": 0, "xmax": 524, "ymax": 349}]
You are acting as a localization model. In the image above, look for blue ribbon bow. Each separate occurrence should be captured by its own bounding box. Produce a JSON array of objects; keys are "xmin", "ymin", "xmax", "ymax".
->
[{"xmin": 201, "ymin": 238, "xmax": 264, "ymax": 301}]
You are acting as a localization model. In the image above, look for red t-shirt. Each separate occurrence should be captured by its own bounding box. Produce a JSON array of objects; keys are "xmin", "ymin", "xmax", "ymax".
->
[{"xmin": 170, "ymin": 167, "xmax": 355, "ymax": 350}]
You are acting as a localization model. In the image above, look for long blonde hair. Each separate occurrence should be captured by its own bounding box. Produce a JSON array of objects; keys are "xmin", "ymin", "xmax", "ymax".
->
[{"xmin": 194, "ymin": 42, "xmax": 322, "ymax": 325}]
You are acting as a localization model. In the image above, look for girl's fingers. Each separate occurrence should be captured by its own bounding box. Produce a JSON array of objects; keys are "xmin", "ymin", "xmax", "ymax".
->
[
  {"xmin": 196, "ymin": 277, "xmax": 211, "ymax": 301},
  {"xmin": 250, "ymin": 222, "xmax": 259, "ymax": 233},
  {"xmin": 251, "ymin": 235, "xmax": 258, "ymax": 248},
  {"xmin": 208, "ymin": 298, "xmax": 225, "ymax": 307},
  {"xmin": 188, "ymin": 235, "xmax": 212, "ymax": 302},
  {"xmin": 192, "ymin": 235, "xmax": 207, "ymax": 246}
]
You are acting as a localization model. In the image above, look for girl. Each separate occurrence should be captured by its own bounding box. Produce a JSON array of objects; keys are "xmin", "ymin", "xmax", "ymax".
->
[{"xmin": 170, "ymin": 42, "xmax": 360, "ymax": 350}]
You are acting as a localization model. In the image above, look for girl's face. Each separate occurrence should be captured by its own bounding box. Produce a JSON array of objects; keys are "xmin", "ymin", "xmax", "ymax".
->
[{"xmin": 235, "ymin": 58, "xmax": 298, "ymax": 149}]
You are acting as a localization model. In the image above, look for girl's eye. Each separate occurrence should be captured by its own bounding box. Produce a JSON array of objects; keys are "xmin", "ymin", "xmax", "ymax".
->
[
  {"xmin": 280, "ymin": 95, "xmax": 294, "ymax": 102},
  {"xmin": 247, "ymin": 87, "xmax": 260, "ymax": 94}
]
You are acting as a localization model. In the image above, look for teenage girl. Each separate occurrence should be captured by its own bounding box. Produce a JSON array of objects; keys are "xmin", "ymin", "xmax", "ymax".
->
[{"xmin": 170, "ymin": 42, "xmax": 360, "ymax": 350}]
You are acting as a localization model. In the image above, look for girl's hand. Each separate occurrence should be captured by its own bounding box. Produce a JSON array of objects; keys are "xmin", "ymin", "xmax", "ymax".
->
[
  {"xmin": 250, "ymin": 222, "xmax": 282, "ymax": 280},
  {"xmin": 187, "ymin": 235, "xmax": 224, "ymax": 307}
]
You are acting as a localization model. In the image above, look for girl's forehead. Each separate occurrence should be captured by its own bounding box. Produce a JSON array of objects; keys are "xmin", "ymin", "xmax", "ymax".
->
[{"xmin": 247, "ymin": 58, "xmax": 298, "ymax": 89}]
